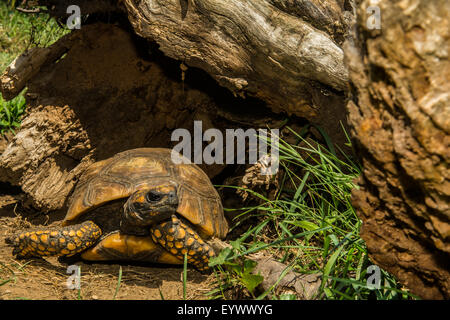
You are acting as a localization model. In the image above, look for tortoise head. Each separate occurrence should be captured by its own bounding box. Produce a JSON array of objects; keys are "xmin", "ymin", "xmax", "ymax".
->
[{"xmin": 121, "ymin": 185, "xmax": 179, "ymax": 230}]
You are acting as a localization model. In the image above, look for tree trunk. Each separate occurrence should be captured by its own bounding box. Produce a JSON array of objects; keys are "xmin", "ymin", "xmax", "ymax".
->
[{"xmin": 345, "ymin": 0, "xmax": 450, "ymax": 299}]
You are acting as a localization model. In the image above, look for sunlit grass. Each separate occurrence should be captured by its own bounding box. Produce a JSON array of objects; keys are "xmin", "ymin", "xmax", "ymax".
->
[
  {"xmin": 0, "ymin": 1, "xmax": 69, "ymax": 134},
  {"xmin": 209, "ymin": 124, "xmax": 417, "ymax": 300}
]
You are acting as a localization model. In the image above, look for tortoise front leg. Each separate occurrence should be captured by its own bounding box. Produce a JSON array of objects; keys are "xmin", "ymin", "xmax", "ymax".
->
[
  {"xmin": 6, "ymin": 221, "xmax": 102, "ymax": 258},
  {"xmin": 150, "ymin": 215, "xmax": 216, "ymax": 271}
]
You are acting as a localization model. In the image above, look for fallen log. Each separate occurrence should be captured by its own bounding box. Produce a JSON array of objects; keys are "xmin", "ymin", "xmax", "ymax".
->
[
  {"xmin": 35, "ymin": 0, "xmax": 353, "ymax": 119},
  {"xmin": 0, "ymin": 32, "xmax": 75, "ymax": 101},
  {"xmin": 122, "ymin": 0, "xmax": 350, "ymax": 117},
  {"xmin": 0, "ymin": 23, "xmax": 289, "ymax": 212}
]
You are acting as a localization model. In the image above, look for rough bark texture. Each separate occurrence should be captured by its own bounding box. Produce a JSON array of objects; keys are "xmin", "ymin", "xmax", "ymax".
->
[
  {"xmin": 268, "ymin": 0, "xmax": 355, "ymax": 45},
  {"xmin": 33, "ymin": 0, "xmax": 353, "ymax": 119},
  {"xmin": 345, "ymin": 0, "xmax": 450, "ymax": 299},
  {"xmin": 122, "ymin": 0, "xmax": 351, "ymax": 118},
  {"xmin": 1, "ymin": 46, "xmax": 62, "ymax": 101}
]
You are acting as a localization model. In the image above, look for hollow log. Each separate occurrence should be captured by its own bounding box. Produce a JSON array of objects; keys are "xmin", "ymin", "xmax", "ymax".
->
[
  {"xmin": 122, "ymin": 0, "xmax": 351, "ymax": 117},
  {"xmin": 1, "ymin": 46, "xmax": 59, "ymax": 101},
  {"xmin": 0, "ymin": 0, "xmax": 355, "ymax": 213},
  {"xmin": 345, "ymin": 0, "xmax": 450, "ymax": 299},
  {"xmin": 35, "ymin": 0, "xmax": 353, "ymax": 119},
  {"xmin": 0, "ymin": 23, "xmax": 292, "ymax": 212}
]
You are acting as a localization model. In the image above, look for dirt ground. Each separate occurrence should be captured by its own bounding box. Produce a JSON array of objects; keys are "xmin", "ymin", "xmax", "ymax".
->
[{"xmin": 0, "ymin": 194, "xmax": 216, "ymax": 300}]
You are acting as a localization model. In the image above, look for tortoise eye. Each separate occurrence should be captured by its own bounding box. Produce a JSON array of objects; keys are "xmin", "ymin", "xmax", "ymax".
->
[{"xmin": 146, "ymin": 191, "xmax": 162, "ymax": 202}]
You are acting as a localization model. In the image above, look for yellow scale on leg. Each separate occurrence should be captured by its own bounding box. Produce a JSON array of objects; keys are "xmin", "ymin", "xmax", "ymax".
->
[
  {"xmin": 8, "ymin": 221, "xmax": 102, "ymax": 258},
  {"xmin": 150, "ymin": 215, "xmax": 215, "ymax": 271}
]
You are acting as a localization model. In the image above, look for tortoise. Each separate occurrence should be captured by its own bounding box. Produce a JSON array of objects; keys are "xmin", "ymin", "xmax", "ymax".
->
[{"xmin": 6, "ymin": 148, "xmax": 229, "ymax": 271}]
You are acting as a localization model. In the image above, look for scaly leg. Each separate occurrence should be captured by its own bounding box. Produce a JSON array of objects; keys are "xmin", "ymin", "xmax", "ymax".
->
[
  {"xmin": 150, "ymin": 215, "xmax": 216, "ymax": 271},
  {"xmin": 6, "ymin": 221, "xmax": 102, "ymax": 258}
]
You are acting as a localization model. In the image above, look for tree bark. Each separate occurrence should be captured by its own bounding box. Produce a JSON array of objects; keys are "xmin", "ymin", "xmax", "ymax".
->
[
  {"xmin": 345, "ymin": 0, "xmax": 450, "ymax": 299},
  {"xmin": 34, "ymin": 0, "xmax": 353, "ymax": 118},
  {"xmin": 121, "ymin": 0, "xmax": 351, "ymax": 118}
]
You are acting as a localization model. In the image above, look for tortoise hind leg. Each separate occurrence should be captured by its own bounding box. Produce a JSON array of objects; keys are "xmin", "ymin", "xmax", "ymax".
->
[
  {"xmin": 6, "ymin": 221, "xmax": 102, "ymax": 258},
  {"xmin": 150, "ymin": 215, "xmax": 216, "ymax": 271}
]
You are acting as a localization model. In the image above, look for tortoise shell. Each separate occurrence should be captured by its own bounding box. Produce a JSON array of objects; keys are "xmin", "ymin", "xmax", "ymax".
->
[{"xmin": 64, "ymin": 148, "xmax": 228, "ymax": 239}]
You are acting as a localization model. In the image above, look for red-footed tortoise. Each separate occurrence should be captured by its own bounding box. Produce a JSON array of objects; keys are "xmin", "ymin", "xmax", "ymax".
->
[{"xmin": 6, "ymin": 148, "xmax": 228, "ymax": 271}]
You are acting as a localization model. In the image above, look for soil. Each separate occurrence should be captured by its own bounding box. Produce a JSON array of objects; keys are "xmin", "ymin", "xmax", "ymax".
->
[{"xmin": 0, "ymin": 195, "xmax": 214, "ymax": 300}]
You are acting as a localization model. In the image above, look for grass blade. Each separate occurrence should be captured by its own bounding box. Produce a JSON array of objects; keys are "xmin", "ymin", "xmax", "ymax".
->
[
  {"xmin": 113, "ymin": 266, "xmax": 122, "ymax": 300},
  {"xmin": 183, "ymin": 253, "xmax": 188, "ymax": 300}
]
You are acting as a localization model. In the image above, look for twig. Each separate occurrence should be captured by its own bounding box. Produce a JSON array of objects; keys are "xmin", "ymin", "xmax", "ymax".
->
[{"xmin": 16, "ymin": 7, "xmax": 45, "ymax": 14}]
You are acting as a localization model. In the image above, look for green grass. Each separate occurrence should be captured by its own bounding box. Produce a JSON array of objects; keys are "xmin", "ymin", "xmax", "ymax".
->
[
  {"xmin": 0, "ymin": 260, "xmax": 32, "ymax": 299},
  {"xmin": 0, "ymin": 93, "xmax": 25, "ymax": 134},
  {"xmin": 209, "ymin": 124, "xmax": 417, "ymax": 300},
  {"xmin": 113, "ymin": 266, "xmax": 122, "ymax": 300},
  {"xmin": 0, "ymin": 1, "xmax": 69, "ymax": 134}
]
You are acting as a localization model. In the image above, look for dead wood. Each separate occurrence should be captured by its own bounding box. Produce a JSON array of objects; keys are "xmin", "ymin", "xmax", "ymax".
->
[
  {"xmin": 122, "ymin": 0, "xmax": 351, "ymax": 118},
  {"xmin": 0, "ymin": 32, "xmax": 75, "ymax": 101},
  {"xmin": 32, "ymin": 0, "xmax": 353, "ymax": 120}
]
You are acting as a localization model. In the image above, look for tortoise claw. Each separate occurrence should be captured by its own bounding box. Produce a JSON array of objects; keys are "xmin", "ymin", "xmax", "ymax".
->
[{"xmin": 151, "ymin": 215, "xmax": 215, "ymax": 271}]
